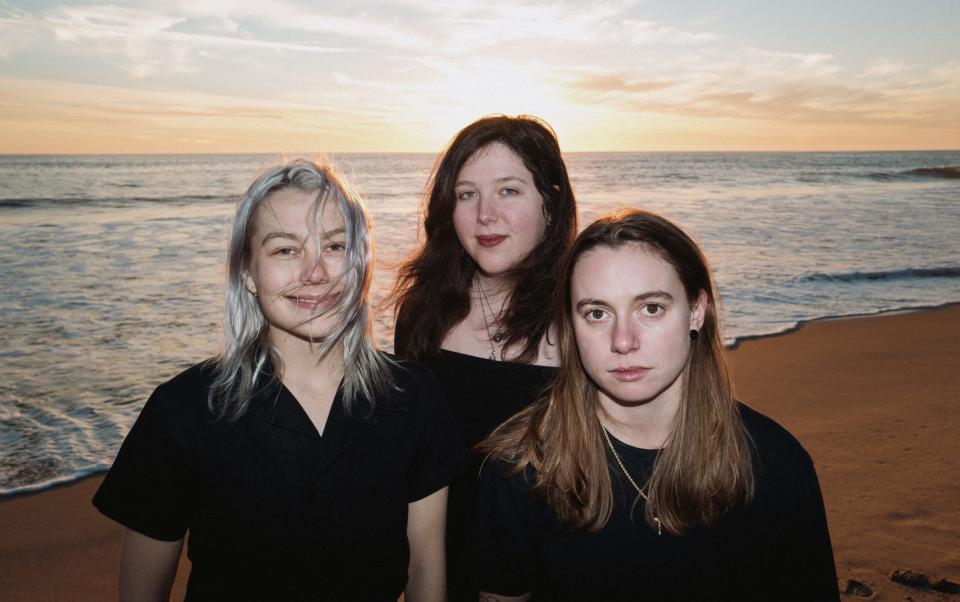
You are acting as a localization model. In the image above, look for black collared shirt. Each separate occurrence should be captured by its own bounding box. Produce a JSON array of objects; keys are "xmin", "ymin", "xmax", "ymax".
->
[{"xmin": 93, "ymin": 358, "xmax": 469, "ymax": 601}]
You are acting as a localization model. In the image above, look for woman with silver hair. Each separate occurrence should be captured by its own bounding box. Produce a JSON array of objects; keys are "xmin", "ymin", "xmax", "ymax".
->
[{"xmin": 94, "ymin": 160, "xmax": 468, "ymax": 601}]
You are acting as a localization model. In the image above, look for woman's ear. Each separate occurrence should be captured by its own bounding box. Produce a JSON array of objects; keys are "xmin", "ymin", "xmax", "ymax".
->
[
  {"xmin": 690, "ymin": 289, "xmax": 707, "ymax": 331},
  {"xmin": 244, "ymin": 274, "xmax": 257, "ymax": 296}
]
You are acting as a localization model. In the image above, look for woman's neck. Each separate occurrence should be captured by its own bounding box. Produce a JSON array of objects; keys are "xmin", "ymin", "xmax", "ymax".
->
[
  {"xmin": 597, "ymin": 391, "xmax": 680, "ymax": 449},
  {"xmin": 269, "ymin": 331, "xmax": 345, "ymax": 388},
  {"xmin": 474, "ymin": 272, "xmax": 510, "ymax": 304}
]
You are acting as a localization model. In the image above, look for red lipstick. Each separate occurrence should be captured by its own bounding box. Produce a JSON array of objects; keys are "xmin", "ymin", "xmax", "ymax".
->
[{"xmin": 477, "ymin": 235, "xmax": 506, "ymax": 248}]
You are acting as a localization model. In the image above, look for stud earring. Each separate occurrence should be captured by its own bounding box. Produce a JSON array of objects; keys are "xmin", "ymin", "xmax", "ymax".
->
[{"xmin": 689, "ymin": 329, "xmax": 699, "ymax": 341}]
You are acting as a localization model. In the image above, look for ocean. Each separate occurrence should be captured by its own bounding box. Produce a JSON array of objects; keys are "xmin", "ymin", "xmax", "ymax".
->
[{"xmin": 1, "ymin": 151, "xmax": 958, "ymax": 496}]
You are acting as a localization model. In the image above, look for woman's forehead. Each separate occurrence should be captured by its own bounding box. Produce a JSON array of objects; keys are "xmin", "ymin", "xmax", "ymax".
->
[
  {"xmin": 254, "ymin": 188, "xmax": 344, "ymax": 233},
  {"xmin": 572, "ymin": 243, "xmax": 682, "ymax": 294}
]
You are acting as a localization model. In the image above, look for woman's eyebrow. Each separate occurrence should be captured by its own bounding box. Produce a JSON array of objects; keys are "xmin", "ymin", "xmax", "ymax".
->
[
  {"xmin": 455, "ymin": 175, "xmax": 528, "ymax": 187},
  {"xmin": 575, "ymin": 291, "xmax": 673, "ymax": 310},
  {"xmin": 260, "ymin": 231, "xmax": 300, "ymax": 245},
  {"xmin": 319, "ymin": 227, "xmax": 346, "ymax": 239},
  {"xmin": 261, "ymin": 227, "xmax": 346, "ymax": 246}
]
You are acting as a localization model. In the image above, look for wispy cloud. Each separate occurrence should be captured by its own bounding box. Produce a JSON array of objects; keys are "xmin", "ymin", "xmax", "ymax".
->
[
  {"xmin": 865, "ymin": 58, "xmax": 906, "ymax": 77},
  {"xmin": 556, "ymin": 37, "xmax": 960, "ymax": 132},
  {"xmin": 621, "ymin": 19, "xmax": 719, "ymax": 46},
  {"xmin": 566, "ymin": 73, "xmax": 677, "ymax": 95}
]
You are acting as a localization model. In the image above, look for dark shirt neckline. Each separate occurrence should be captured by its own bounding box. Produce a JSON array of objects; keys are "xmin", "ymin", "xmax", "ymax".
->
[
  {"xmin": 437, "ymin": 346, "xmax": 559, "ymax": 370},
  {"xmin": 604, "ymin": 428, "xmax": 662, "ymax": 458}
]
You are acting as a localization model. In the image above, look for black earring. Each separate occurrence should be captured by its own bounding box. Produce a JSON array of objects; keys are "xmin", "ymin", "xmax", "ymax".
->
[{"xmin": 689, "ymin": 329, "xmax": 699, "ymax": 341}]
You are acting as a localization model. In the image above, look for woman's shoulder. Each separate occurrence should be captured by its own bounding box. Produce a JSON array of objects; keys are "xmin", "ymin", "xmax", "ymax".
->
[
  {"xmin": 159, "ymin": 358, "xmax": 218, "ymax": 387},
  {"xmin": 376, "ymin": 354, "xmax": 452, "ymax": 411},
  {"xmin": 152, "ymin": 358, "xmax": 217, "ymax": 393},
  {"xmin": 381, "ymin": 354, "xmax": 432, "ymax": 388},
  {"xmin": 479, "ymin": 455, "xmax": 537, "ymax": 496},
  {"xmin": 145, "ymin": 359, "xmax": 220, "ymax": 418},
  {"xmin": 738, "ymin": 403, "xmax": 810, "ymax": 455},
  {"xmin": 737, "ymin": 402, "xmax": 817, "ymax": 480}
]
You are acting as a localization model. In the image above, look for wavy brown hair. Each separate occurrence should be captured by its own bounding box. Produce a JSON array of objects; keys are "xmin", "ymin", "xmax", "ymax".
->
[
  {"xmin": 391, "ymin": 115, "xmax": 577, "ymax": 362},
  {"xmin": 479, "ymin": 209, "xmax": 755, "ymax": 535}
]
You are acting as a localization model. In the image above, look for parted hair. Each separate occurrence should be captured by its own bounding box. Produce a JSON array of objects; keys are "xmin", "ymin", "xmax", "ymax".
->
[
  {"xmin": 392, "ymin": 114, "xmax": 577, "ymax": 363},
  {"xmin": 210, "ymin": 160, "xmax": 394, "ymax": 421},
  {"xmin": 478, "ymin": 209, "xmax": 755, "ymax": 535}
]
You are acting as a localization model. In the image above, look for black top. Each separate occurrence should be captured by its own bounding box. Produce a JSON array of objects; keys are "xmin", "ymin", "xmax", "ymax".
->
[
  {"xmin": 93, "ymin": 358, "xmax": 469, "ymax": 602},
  {"xmin": 475, "ymin": 404, "xmax": 840, "ymax": 601},
  {"xmin": 416, "ymin": 349, "xmax": 558, "ymax": 601}
]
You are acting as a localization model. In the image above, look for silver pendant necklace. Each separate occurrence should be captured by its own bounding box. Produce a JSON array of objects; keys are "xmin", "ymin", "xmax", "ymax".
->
[{"xmin": 476, "ymin": 276, "xmax": 506, "ymax": 361}]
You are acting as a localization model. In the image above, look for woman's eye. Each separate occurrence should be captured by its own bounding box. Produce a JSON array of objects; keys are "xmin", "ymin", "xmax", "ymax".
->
[
  {"xmin": 326, "ymin": 242, "xmax": 346, "ymax": 253},
  {"xmin": 500, "ymin": 187, "xmax": 519, "ymax": 197},
  {"xmin": 456, "ymin": 190, "xmax": 476, "ymax": 201},
  {"xmin": 641, "ymin": 303, "xmax": 663, "ymax": 316},
  {"xmin": 585, "ymin": 308, "xmax": 606, "ymax": 321},
  {"xmin": 273, "ymin": 247, "xmax": 297, "ymax": 257}
]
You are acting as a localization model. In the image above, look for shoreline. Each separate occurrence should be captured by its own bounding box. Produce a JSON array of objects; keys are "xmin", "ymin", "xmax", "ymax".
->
[
  {"xmin": 725, "ymin": 299, "xmax": 960, "ymax": 350},
  {"xmin": 1, "ymin": 304, "xmax": 958, "ymax": 601}
]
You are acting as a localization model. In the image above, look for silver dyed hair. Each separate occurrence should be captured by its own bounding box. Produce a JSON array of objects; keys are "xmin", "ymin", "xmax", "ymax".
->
[{"xmin": 210, "ymin": 159, "xmax": 395, "ymax": 420}]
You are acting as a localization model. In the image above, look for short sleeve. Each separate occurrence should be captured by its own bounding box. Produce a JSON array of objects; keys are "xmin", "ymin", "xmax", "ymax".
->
[
  {"xmin": 92, "ymin": 384, "xmax": 193, "ymax": 541},
  {"xmin": 474, "ymin": 459, "xmax": 538, "ymax": 597},
  {"xmin": 404, "ymin": 365, "xmax": 471, "ymax": 502}
]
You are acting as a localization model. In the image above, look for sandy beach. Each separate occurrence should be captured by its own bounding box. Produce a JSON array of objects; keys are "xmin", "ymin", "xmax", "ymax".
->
[{"xmin": 1, "ymin": 304, "xmax": 957, "ymax": 601}]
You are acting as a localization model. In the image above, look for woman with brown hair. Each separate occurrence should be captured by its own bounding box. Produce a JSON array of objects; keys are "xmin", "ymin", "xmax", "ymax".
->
[
  {"xmin": 392, "ymin": 114, "xmax": 578, "ymax": 600},
  {"xmin": 475, "ymin": 209, "xmax": 839, "ymax": 601}
]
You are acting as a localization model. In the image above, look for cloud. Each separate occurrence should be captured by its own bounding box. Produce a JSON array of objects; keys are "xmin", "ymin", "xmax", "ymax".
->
[
  {"xmin": 865, "ymin": 58, "xmax": 906, "ymax": 77},
  {"xmin": 33, "ymin": 3, "xmax": 358, "ymax": 80},
  {"xmin": 556, "ymin": 40, "xmax": 960, "ymax": 130},
  {"xmin": 169, "ymin": 0, "xmax": 431, "ymax": 50},
  {"xmin": 0, "ymin": 24, "xmax": 21, "ymax": 60},
  {"xmin": 931, "ymin": 62, "xmax": 960, "ymax": 85},
  {"xmin": 568, "ymin": 73, "xmax": 677, "ymax": 94},
  {"xmin": 622, "ymin": 19, "xmax": 719, "ymax": 46}
]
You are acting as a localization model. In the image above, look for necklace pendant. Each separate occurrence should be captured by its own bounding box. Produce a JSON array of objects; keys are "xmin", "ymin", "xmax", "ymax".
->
[
  {"xmin": 492, "ymin": 331, "xmax": 503, "ymax": 343},
  {"xmin": 488, "ymin": 350, "xmax": 496, "ymax": 360}
]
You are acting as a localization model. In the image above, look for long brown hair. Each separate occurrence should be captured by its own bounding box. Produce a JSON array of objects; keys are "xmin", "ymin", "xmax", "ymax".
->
[
  {"xmin": 392, "ymin": 114, "xmax": 578, "ymax": 362},
  {"xmin": 479, "ymin": 209, "xmax": 755, "ymax": 535}
]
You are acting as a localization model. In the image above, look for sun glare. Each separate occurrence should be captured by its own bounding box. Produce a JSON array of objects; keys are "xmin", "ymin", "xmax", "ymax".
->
[{"xmin": 412, "ymin": 63, "xmax": 579, "ymax": 149}]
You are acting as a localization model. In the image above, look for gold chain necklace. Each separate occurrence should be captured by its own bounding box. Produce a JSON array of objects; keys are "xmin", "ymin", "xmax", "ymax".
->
[
  {"xmin": 601, "ymin": 426, "xmax": 662, "ymax": 536},
  {"xmin": 476, "ymin": 276, "xmax": 506, "ymax": 361}
]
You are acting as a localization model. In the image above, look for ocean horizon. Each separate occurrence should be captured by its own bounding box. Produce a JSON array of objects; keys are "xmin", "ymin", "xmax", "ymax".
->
[{"xmin": 1, "ymin": 150, "xmax": 958, "ymax": 497}]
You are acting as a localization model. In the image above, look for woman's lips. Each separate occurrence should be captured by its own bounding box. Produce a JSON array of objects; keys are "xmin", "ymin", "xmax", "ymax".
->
[
  {"xmin": 477, "ymin": 235, "xmax": 507, "ymax": 248},
  {"xmin": 610, "ymin": 367, "xmax": 651, "ymax": 382},
  {"xmin": 288, "ymin": 291, "xmax": 339, "ymax": 311}
]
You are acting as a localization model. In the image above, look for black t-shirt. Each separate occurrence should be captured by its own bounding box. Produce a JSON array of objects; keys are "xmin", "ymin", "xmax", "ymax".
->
[
  {"xmin": 93, "ymin": 358, "xmax": 469, "ymax": 602},
  {"xmin": 415, "ymin": 349, "xmax": 558, "ymax": 601},
  {"xmin": 475, "ymin": 404, "xmax": 840, "ymax": 601}
]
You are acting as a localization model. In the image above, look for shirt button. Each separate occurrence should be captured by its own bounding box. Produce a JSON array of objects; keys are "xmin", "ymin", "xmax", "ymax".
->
[{"xmin": 303, "ymin": 491, "xmax": 315, "ymax": 501}]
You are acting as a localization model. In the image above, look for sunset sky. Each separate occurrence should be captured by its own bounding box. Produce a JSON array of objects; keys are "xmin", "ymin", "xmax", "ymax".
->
[{"xmin": 1, "ymin": 0, "xmax": 958, "ymax": 153}]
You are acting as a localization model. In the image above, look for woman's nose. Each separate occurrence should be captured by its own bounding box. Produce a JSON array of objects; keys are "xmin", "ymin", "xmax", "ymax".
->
[
  {"xmin": 611, "ymin": 318, "xmax": 640, "ymax": 354},
  {"xmin": 477, "ymin": 195, "xmax": 498, "ymax": 225},
  {"xmin": 301, "ymin": 249, "xmax": 330, "ymax": 284}
]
